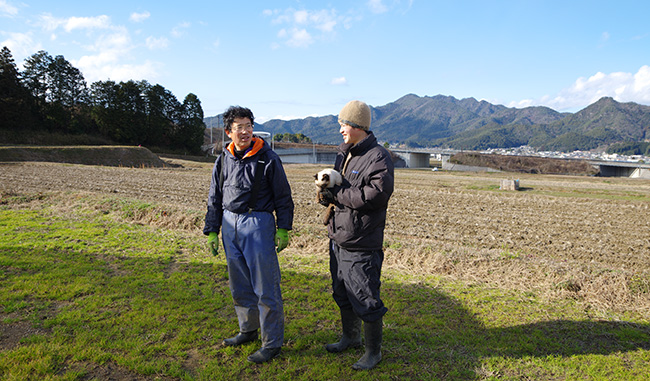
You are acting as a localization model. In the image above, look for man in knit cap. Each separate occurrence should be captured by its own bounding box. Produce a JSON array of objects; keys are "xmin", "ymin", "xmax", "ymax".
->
[{"xmin": 318, "ymin": 100, "xmax": 394, "ymax": 370}]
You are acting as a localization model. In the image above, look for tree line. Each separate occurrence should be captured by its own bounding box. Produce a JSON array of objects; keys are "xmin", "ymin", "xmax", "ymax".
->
[
  {"xmin": 273, "ymin": 133, "xmax": 312, "ymax": 144},
  {"xmin": 0, "ymin": 47, "xmax": 205, "ymax": 154}
]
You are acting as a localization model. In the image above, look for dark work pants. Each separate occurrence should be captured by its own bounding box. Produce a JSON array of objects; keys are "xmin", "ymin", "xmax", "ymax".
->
[{"xmin": 329, "ymin": 240, "xmax": 387, "ymax": 322}]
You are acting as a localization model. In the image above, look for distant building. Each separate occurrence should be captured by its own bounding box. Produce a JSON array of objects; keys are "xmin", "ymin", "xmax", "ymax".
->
[{"xmin": 253, "ymin": 131, "xmax": 271, "ymax": 139}]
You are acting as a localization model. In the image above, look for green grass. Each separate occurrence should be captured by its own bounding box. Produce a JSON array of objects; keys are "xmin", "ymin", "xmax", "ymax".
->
[
  {"xmin": 2, "ymin": 193, "xmax": 650, "ymax": 380},
  {"xmin": 538, "ymin": 188, "xmax": 650, "ymax": 202}
]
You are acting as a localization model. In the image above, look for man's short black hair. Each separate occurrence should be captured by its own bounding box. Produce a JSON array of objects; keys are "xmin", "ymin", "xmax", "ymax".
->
[{"xmin": 223, "ymin": 106, "xmax": 254, "ymax": 132}]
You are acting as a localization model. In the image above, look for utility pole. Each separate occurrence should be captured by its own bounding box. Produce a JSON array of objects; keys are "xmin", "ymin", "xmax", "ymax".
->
[{"xmin": 221, "ymin": 115, "xmax": 224, "ymax": 153}]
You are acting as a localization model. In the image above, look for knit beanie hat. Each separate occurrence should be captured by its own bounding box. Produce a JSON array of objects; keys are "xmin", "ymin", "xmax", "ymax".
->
[{"xmin": 338, "ymin": 100, "xmax": 371, "ymax": 131}]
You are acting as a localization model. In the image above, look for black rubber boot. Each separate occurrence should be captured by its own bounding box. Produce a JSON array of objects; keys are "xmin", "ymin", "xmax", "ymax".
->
[
  {"xmin": 352, "ymin": 318, "xmax": 382, "ymax": 370},
  {"xmin": 325, "ymin": 308, "xmax": 362, "ymax": 353},
  {"xmin": 222, "ymin": 330, "xmax": 258, "ymax": 346},
  {"xmin": 247, "ymin": 347, "xmax": 281, "ymax": 363}
]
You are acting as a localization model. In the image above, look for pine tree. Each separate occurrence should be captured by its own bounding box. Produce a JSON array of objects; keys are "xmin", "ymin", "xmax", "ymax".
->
[{"xmin": 0, "ymin": 46, "xmax": 40, "ymax": 132}]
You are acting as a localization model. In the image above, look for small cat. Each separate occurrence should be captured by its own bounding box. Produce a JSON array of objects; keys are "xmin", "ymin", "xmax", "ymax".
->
[
  {"xmin": 314, "ymin": 168, "xmax": 342, "ymax": 189},
  {"xmin": 314, "ymin": 169, "xmax": 342, "ymax": 225}
]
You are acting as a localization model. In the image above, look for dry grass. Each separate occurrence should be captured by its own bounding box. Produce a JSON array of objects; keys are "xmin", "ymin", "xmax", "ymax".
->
[{"xmin": 450, "ymin": 152, "xmax": 600, "ymax": 175}]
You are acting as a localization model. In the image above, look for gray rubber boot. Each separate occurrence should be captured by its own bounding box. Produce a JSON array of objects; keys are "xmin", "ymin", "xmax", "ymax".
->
[
  {"xmin": 325, "ymin": 308, "xmax": 362, "ymax": 353},
  {"xmin": 352, "ymin": 318, "xmax": 382, "ymax": 370},
  {"xmin": 222, "ymin": 330, "xmax": 258, "ymax": 346}
]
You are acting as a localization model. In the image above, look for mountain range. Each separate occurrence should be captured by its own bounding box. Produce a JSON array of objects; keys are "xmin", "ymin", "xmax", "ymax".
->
[{"xmin": 205, "ymin": 94, "xmax": 650, "ymax": 152}]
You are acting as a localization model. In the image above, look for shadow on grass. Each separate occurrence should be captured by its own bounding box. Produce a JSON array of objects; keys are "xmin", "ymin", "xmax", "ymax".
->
[{"xmin": 375, "ymin": 281, "xmax": 650, "ymax": 379}]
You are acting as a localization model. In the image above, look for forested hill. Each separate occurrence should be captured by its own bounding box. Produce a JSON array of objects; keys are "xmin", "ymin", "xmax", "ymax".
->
[{"xmin": 222, "ymin": 94, "xmax": 650, "ymax": 152}]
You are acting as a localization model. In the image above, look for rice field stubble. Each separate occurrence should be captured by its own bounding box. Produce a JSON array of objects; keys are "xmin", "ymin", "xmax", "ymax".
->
[{"xmin": 3, "ymin": 160, "xmax": 650, "ymax": 315}]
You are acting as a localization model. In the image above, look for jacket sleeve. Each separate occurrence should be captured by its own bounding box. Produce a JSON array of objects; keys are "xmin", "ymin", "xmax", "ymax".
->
[
  {"xmin": 203, "ymin": 155, "xmax": 224, "ymax": 235},
  {"xmin": 335, "ymin": 151, "xmax": 394, "ymax": 211},
  {"xmin": 270, "ymin": 156, "xmax": 294, "ymax": 231}
]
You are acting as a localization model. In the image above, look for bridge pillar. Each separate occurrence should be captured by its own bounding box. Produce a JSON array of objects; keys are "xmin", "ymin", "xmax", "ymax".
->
[
  {"xmin": 599, "ymin": 164, "xmax": 636, "ymax": 177},
  {"xmin": 393, "ymin": 152, "xmax": 430, "ymax": 168}
]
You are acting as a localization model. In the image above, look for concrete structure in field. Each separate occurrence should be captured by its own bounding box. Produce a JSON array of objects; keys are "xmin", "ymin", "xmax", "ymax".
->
[{"xmin": 500, "ymin": 179, "xmax": 520, "ymax": 191}]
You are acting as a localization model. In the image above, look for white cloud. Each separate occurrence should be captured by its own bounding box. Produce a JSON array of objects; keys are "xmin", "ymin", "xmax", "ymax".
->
[
  {"xmin": 146, "ymin": 36, "xmax": 168, "ymax": 50},
  {"xmin": 69, "ymin": 27, "xmax": 162, "ymax": 82},
  {"xmin": 331, "ymin": 76, "xmax": 348, "ymax": 85},
  {"xmin": 88, "ymin": 28, "xmax": 131, "ymax": 52},
  {"xmin": 11, "ymin": 10, "xmax": 164, "ymax": 83},
  {"xmin": 64, "ymin": 15, "xmax": 111, "ymax": 32},
  {"xmin": 367, "ymin": 0, "xmax": 413, "ymax": 15},
  {"xmin": 310, "ymin": 10, "xmax": 338, "ymax": 32},
  {"xmin": 293, "ymin": 10, "xmax": 309, "ymax": 24},
  {"xmin": 37, "ymin": 14, "xmax": 65, "ymax": 32},
  {"xmin": 632, "ymin": 65, "xmax": 650, "ymax": 94},
  {"xmin": 130, "ymin": 11, "xmax": 150, "ymax": 23},
  {"xmin": 171, "ymin": 22, "xmax": 190, "ymax": 38},
  {"xmin": 280, "ymin": 27, "xmax": 313, "ymax": 48},
  {"xmin": 264, "ymin": 7, "xmax": 342, "ymax": 48},
  {"xmin": 511, "ymin": 66, "xmax": 650, "ymax": 111},
  {"xmin": 367, "ymin": 0, "xmax": 388, "ymax": 14},
  {"xmin": 74, "ymin": 48, "xmax": 162, "ymax": 83},
  {"xmin": 0, "ymin": 32, "xmax": 42, "ymax": 62},
  {"xmin": 0, "ymin": 0, "xmax": 18, "ymax": 17},
  {"xmin": 97, "ymin": 61, "xmax": 161, "ymax": 82},
  {"xmin": 72, "ymin": 30, "xmax": 132, "ymax": 78},
  {"xmin": 37, "ymin": 13, "xmax": 111, "ymax": 32}
]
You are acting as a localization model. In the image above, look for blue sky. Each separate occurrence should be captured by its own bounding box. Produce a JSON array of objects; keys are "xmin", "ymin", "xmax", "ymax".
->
[{"xmin": 2, "ymin": 0, "xmax": 650, "ymax": 123}]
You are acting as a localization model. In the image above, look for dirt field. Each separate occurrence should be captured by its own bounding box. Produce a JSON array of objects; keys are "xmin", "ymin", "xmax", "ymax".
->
[{"xmin": 2, "ymin": 158, "xmax": 650, "ymax": 317}]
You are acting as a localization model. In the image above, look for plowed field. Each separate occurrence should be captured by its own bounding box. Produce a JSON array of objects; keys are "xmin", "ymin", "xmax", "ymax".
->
[{"xmin": 2, "ymin": 158, "xmax": 650, "ymax": 316}]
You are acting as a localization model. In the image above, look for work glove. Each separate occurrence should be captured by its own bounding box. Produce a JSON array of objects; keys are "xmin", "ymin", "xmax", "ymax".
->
[
  {"xmin": 318, "ymin": 188, "xmax": 336, "ymax": 206},
  {"xmin": 275, "ymin": 228, "xmax": 289, "ymax": 253},
  {"xmin": 208, "ymin": 232, "xmax": 219, "ymax": 256}
]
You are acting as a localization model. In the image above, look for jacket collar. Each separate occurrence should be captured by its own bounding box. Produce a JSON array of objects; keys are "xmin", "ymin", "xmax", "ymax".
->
[{"xmin": 227, "ymin": 137, "xmax": 265, "ymax": 159}]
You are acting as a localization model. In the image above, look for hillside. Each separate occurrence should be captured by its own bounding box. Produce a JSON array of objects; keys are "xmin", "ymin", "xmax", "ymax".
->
[
  {"xmin": 227, "ymin": 95, "xmax": 650, "ymax": 152},
  {"xmin": 540, "ymin": 97, "xmax": 650, "ymax": 151}
]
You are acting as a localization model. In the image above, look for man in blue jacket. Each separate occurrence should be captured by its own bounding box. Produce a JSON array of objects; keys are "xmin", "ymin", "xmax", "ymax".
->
[
  {"xmin": 204, "ymin": 106, "xmax": 294, "ymax": 364},
  {"xmin": 319, "ymin": 100, "xmax": 394, "ymax": 370}
]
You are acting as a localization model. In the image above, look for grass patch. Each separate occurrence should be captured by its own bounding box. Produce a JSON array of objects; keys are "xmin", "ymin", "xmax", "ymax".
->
[
  {"xmin": 539, "ymin": 188, "xmax": 650, "ymax": 202},
  {"xmin": 1, "ymin": 192, "xmax": 650, "ymax": 379}
]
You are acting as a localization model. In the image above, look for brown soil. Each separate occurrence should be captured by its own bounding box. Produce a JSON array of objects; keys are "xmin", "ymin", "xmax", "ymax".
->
[{"xmin": 2, "ymin": 157, "xmax": 650, "ymax": 318}]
